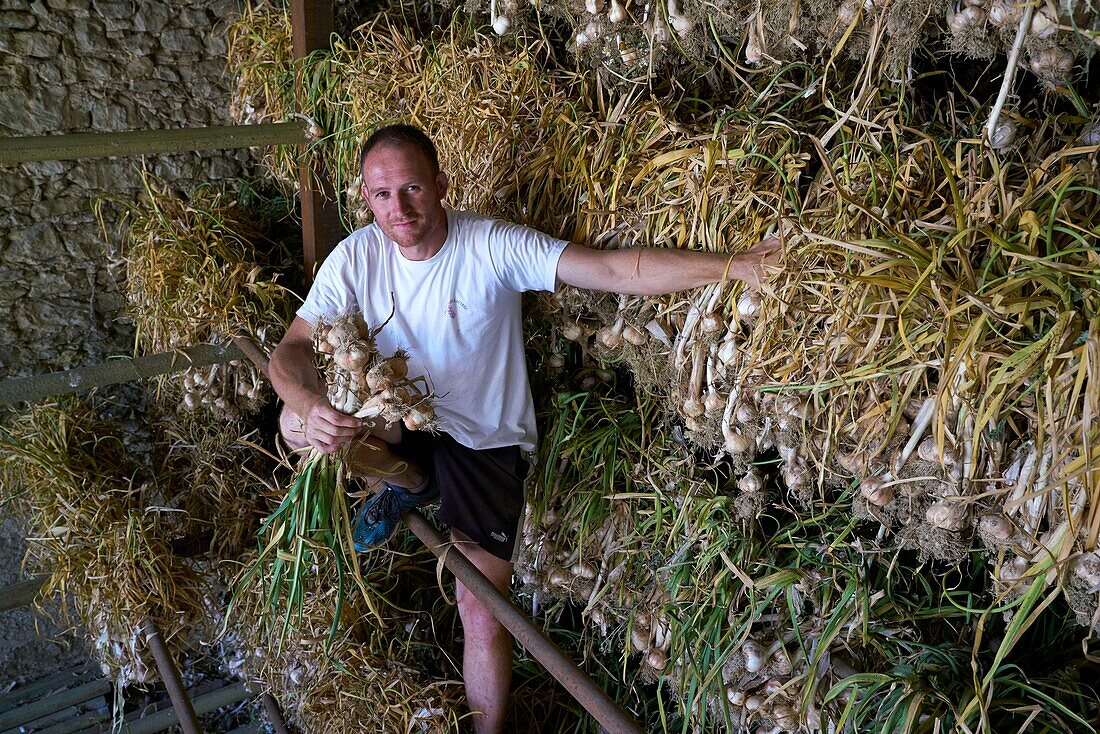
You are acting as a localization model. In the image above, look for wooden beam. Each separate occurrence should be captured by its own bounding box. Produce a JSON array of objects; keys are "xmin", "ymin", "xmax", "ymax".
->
[
  {"xmin": 291, "ymin": 0, "xmax": 343, "ymax": 277},
  {"xmin": 291, "ymin": 0, "xmax": 334, "ymax": 57},
  {"xmin": 0, "ymin": 576, "xmax": 47, "ymax": 612},
  {"xmin": 0, "ymin": 123, "xmax": 307, "ymax": 166}
]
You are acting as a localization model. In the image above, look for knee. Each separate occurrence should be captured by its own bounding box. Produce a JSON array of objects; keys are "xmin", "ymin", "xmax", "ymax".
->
[{"xmin": 278, "ymin": 405, "xmax": 309, "ymax": 450}]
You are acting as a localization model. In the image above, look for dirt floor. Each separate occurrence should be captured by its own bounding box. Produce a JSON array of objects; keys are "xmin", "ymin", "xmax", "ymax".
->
[{"xmin": 0, "ymin": 515, "xmax": 89, "ymax": 691}]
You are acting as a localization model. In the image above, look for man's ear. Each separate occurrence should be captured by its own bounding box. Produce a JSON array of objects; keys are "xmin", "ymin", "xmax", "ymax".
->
[{"xmin": 436, "ymin": 171, "xmax": 449, "ymax": 199}]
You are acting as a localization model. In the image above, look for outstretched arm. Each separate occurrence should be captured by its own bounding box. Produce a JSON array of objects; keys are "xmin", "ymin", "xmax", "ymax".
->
[
  {"xmin": 556, "ymin": 235, "xmax": 781, "ymax": 295},
  {"xmin": 269, "ymin": 316, "xmax": 362, "ymax": 453}
]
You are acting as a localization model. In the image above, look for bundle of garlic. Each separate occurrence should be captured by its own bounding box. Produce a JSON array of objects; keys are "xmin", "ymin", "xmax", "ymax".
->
[
  {"xmin": 229, "ymin": 313, "xmax": 439, "ymax": 646},
  {"xmin": 178, "ymin": 359, "xmax": 267, "ymax": 421},
  {"xmin": 314, "ymin": 313, "xmax": 438, "ymax": 432}
]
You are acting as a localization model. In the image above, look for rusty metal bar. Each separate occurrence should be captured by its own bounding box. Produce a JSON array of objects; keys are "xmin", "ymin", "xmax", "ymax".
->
[
  {"xmin": 0, "ymin": 343, "xmax": 244, "ymax": 408},
  {"xmin": 231, "ymin": 336, "xmax": 271, "ymax": 377},
  {"xmin": 403, "ymin": 510, "xmax": 644, "ymax": 734},
  {"xmin": 0, "ymin": 679, "xmax": 110, "ymax": 731},
  {"xmin": 139, "ymin": 619, "xmax": 201, "ymax": 734},
  {"xmin": 291, "ymin": 0, "xmax": 343, "ymax": 276},
  {"xmin": 260, "ymin": 692, "xmax": 290, "ymax": 734},
  {"xmin": 0, "ymin": 123, "xmax": 308, "ymax": 166}
]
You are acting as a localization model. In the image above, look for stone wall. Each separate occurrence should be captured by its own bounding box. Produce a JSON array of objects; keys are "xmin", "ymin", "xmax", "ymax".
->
[
  {"xmin": 0, "ymin": 0, "xmax": 253, "ymax": 686},
  {"xmin": 0, "ymin": 0, "xmax": 253, "ymax": 378}
]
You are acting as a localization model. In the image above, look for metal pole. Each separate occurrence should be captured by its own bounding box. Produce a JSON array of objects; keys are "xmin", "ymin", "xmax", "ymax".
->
[
  {"xmin": 231, "ymin": 336, "xmax": 271, "ymax": 377},
  {"xmin": 260, "ymin": 692, "xmax": 290, "ymax": 734},
  {"xmin": 139, "ymin": 619, "xmax": 201, "ymax": 734},
  {"xmin": 0, "ymin": 342, "xmax": 244, "ymax": 408},
  {"xmin": 0, "ymin": 680, "xmax": 111, "ymax": 731},
  {"xmin": 0, "ymin": 123, "xmax": 308, "ymax": 165},
  {"xmin": 403, "ymin": 510, "xmax": 644, "ymax": 734}
]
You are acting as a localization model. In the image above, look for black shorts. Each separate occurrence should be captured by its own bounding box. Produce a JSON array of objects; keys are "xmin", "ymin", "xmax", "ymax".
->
[{"xmin": 392, "ymin": 430, "xmax": 529, "ymax": 562}]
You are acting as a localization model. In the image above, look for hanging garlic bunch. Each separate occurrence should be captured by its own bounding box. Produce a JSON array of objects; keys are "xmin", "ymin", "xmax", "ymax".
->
[
  {"xmin": 595, "ymin": 295, "xmax": 646, "ymax": 349},
  {"xmin": 178, "ymin": 359, "xmax": 265, "ymax": 420}
]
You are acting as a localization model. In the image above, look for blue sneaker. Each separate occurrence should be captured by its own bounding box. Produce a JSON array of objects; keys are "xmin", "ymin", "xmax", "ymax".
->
[{"xmin": 352, "ymin": 475, "xmax": 439, "ymax": 551}]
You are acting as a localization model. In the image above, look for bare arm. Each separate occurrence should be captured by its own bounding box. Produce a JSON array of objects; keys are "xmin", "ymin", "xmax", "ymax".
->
[
  {"xmin": 269, "ymin": 316, "xmax": 362, "ymax": 453},
  {"xmin": 556, "ymin": 235, "xmax": 781, "ymax": 295}
]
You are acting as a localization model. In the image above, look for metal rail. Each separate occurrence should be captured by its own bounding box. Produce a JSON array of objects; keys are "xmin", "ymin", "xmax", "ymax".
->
[
  {"xmin": 404, "ymin": 510, "xmax": 644, "ymax": 734},
  {"xmin": 0, "ymin": 343, "xmax": 246, "ymax": 408},
  {"xmin": 140, "ymin": 619, "xmax": 201, "ymax": 734},
  {"xmin": 260, "ymin": 692, "xmax": 290, "ymax": 734},
  {"xmin": 0, "ymin": 123, "xmax": 308, "ymax": 165}
]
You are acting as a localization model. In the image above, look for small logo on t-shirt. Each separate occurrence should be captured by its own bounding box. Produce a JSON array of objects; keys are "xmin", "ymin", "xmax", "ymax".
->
[
  {"xmin": 446, "ymin": 298, "xmax": 467, "ymax": 319},
  {"xmin": 490, "ymin": 531, "xmax": 508, "ymax": 543}
]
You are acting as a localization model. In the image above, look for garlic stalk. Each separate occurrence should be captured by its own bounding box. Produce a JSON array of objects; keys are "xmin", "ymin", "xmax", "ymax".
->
[{"xmin": 984, "ymin": 0, "xmax": 1034, "ymax": 142}]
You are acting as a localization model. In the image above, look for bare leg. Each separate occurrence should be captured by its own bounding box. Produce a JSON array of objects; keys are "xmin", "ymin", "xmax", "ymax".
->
[
  {"xmin": 278, "ymin": 405, "xmax": 424, "ymax": 489},
  {"xmin": 452, "ymin": 530, "xmax": 513, "ymax": 734}
]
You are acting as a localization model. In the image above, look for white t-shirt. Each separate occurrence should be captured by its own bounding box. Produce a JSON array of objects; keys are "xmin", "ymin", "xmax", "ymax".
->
[{"xmin": 298, "ymin": 208, "xmax": 568, "ymax": 452}]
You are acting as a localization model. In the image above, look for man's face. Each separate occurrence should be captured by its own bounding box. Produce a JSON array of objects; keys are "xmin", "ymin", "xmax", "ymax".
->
[{"xmin": 361, "ymin": 142, "xmax": 449, "ymax": 253}]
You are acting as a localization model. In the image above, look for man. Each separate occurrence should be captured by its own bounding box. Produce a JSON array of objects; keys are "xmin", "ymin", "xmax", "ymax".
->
[{"xmin": 269, "ymin": 124, "xmax": 779, "ymax": 733}]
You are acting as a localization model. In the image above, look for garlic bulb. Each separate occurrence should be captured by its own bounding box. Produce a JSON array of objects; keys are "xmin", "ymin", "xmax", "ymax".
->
[
  {"xmin": 1029, "ymin": 7, "xmax": 1057, "ymax": 38},
  {"xmin": 704, "ymin": 389, "xmax": 725, "ymax": 415},
  {"xmin": 998, "ymin": 555, "xmax": 1029, "ymax": 585},
  {"xmin": 346, "ymin": 177, "xmax": 362, "ymax": 200},
  {"xmin": 987, "ymin": 0, "xmax": 1018, "ymax": 26},
  {"xmin": 597, "ymin": 324, "xmax": 623, "ymax": 348},
  {"xmin": 837, "ymin": 0, "xmax": 860, "ymax": 26},
  {"xmin": 734, "ymin": 401, "xmax": 759, "ymax": 424},
  {"xmin": 682, "ymin": 396, "xmax": 705, "ymax": 418},
  {"xmin": 745, "ymin": 15, "xmax": 764, "ymax": 65},
  {"xmin": 926, "ymin": 500, "xmax": 968, "ymax": 531},
  {"xmin": 724, "ymin": 427, "xmax": 752, "ymax": 454},
  {"xmin": 737, "ymin": 291, "xmax": 762, "ymax": 322},
  {"xmin": 562, "ymin": 321, "xmax": 586, "ymax": 341},
  {"xmin": 860, "ymin": 477, "xmax": 893, "ymax": 506},
  {"xmin": 1070, "ymin": 551, "xmax": 1100, "ymax": 592},
  {"xmin": 742, "ymin": 639, "xmax": 767, "ymax": 672},
  {"xmin": 978, "ymin": 513, "xmax": 1015, "ymax": 543},
  {"xmin": 622, "ymin": 324, "xmax": 647, "ymax": 345},
  {"xmin": 1078, "ymin": 120, "xmax": 1100, "ymax": 146},
  {"xmin": 609, "ymin": 0, "xmax": 626, "ymax": 23},
  {"xmin": 572, "ymin": 561, "xmax": 597, "ymax": 580},
  {"xmin": 948, "ymin": 4, "xmax": 986, "ymax": 33},
  {"xmin": 989, "ymin": 119, "xmax": 1016, "ymax": 150},
  {"xmin": 738, "ymin": 469, "xmax": 765, "ymax": 494},
  {"xmin": 645, "ymin": 649, "xmax": 668, "ymax": 670},
  {"xmin": 667, "ymin": 0, "xmax": 693, "ymax": 35},
  {"xmin": 1029, "ymin": 48, "xmax": 1074, "ymax": 81}
]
